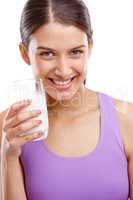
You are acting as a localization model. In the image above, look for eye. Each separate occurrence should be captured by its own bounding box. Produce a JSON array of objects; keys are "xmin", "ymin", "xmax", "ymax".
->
[
  {"xmin": 39, "ymin": 51, "xmax": 55, "ymax": 59},
  {"xmin": 71, "ymin": 49, "xmax": 84, "ymax": 56}
]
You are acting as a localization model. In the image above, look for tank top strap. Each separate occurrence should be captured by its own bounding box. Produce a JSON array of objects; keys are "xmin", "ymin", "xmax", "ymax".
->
[{"xmin": 98, "ymin": 92, "xmax": 125, "ymax": 155}]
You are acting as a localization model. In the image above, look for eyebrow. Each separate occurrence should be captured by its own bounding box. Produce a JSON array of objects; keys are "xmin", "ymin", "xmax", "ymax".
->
[{"xmin": 37, "ymin": 45, "xmax": 86, "ymax": 51}]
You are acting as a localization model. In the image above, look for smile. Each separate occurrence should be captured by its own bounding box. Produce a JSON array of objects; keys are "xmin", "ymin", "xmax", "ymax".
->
[{"xmin": 48, "ymin": 76, "xmax": 76, "ymax": 90}]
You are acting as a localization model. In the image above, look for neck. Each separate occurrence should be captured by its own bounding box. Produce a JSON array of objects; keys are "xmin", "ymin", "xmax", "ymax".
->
[{"xmin": 46, "ymin": 86, "xmax": 96, "ymax": 119}]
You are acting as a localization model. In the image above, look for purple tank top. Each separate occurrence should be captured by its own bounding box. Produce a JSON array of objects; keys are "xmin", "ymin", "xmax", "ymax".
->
[{"xmin": 20, "ymin": 92, "xmax": 129, "ymax": 200}]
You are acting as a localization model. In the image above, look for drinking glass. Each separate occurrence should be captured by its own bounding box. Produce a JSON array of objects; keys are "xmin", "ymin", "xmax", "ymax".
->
[{"xmin": 6, "ymin": 78, "xmax": 49, "ymax": 141}]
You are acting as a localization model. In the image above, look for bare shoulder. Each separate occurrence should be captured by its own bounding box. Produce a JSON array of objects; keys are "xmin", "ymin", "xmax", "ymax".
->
[{"xmin": 112, "ymin": 97, "xmax": 133, "ymax": 160}]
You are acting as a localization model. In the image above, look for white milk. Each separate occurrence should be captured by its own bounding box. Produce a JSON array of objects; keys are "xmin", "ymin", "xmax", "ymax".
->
[{"xmin": 7, "ymin": 78, "xmax": 49, "ymax": 141}]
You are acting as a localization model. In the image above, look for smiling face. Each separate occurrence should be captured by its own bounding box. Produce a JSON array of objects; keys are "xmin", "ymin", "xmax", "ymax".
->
[{"xmin": 19, "ymin": 22, "xmax": 93, "ymax": 103}]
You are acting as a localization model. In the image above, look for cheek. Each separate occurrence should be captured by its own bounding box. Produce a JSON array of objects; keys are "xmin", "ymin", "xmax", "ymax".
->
[
  {"xmin": 31, "ymin": 57, "xmax": 52, "ymax": 75},
  {"xmin": 30, "ymin": 54, "xmax": 88, "ymax": 79},
  {"xmin": 74, "ymin": 59, "xmax": 87, "ymax": 76}
]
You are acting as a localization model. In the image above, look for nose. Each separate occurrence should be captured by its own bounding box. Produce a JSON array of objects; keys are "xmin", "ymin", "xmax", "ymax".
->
[{"xmin": 54, "ymin": 56, "xmax": 72, "ymax": 78}]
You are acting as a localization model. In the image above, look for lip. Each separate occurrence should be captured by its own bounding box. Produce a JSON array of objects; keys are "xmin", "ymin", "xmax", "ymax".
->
[
  {"xmin": 47, "ymin": 76, "xmax": 77, "ymax": 91},
  {"xmin": 48, "ymin": 75, "xmax": 76, "ymax": 81}
]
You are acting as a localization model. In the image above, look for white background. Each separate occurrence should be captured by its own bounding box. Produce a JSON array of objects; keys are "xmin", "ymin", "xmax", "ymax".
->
[{"xmin": 0, "ymin": 0, "xmax": 133, "ymax": 111}]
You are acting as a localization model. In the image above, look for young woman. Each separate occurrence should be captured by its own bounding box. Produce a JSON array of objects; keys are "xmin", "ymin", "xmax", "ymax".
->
[{"xmin": 0, "ymin": 0, "xmax": 133, "ymax": 199}]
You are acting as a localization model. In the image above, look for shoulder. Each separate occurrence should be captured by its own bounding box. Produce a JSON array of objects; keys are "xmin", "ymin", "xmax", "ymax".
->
[
  {"xmin": 111, "ymin": 96, "xmax": 133, "ymax": 200},
  {"xmin": 112, "ymin": 96, "xmax": 133, "ymax": 160}
]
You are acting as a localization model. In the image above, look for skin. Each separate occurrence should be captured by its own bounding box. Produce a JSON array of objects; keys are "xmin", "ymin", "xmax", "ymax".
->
[
  {"xmin": 1, "ymin": 22, "xmax": 133, "ymax": 198},
  {"xmin": 19, "ymin": 22, "xmax": 93, "ymax": 117}
]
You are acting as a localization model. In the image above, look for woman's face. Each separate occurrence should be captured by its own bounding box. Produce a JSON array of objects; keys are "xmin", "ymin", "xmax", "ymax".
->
[{"xmin": 20, "ymin": 22, "xmax": 93, "ymax": 102}]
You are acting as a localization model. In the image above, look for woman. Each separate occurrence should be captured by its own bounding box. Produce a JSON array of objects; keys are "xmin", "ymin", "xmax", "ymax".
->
[{"xmin": 0, "ymin": 0, "xmax": 132, "ymax": 199}]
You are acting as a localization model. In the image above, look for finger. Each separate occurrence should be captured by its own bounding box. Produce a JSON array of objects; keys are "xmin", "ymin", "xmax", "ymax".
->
[
  {"xmin": 13, "ymin": 131, "xmax": 44, "ymax": 146},
  {"xmin": 5, "ymin": 99, "xmax": 32, "ymax": 120},
  {"xmin": 4, "ymin": 109, "xmax": 41, "ymax": 130},
  {"xmin": 7, "ymin": 119, "xmax": 42, "ymax": 139},
  {"xmin": 7, "ymin": 131, "xmax": 44, "ymax": 150}
]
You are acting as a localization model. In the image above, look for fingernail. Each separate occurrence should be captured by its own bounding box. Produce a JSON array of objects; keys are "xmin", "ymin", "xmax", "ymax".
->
[
  {"xmin": 38, "ymin": 120, "xmax": 42, "ymax": 124},
  {"xmin": 36, "ymin": 110, "xmax": 41, "ymax": 114}
]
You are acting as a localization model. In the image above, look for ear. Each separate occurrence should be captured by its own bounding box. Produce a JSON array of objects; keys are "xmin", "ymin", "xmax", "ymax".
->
[{"xmin": 19, "ymin": 42, "xmax": 30, "ymax": 65}]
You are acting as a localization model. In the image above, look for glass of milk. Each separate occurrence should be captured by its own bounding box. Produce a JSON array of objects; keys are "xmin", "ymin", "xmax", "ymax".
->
[{"xmin": 7, "ymin": 78, "xmax": 49, "ymax": 141}]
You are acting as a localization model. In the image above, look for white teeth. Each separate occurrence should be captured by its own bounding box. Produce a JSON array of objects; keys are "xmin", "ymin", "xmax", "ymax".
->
[{"xmin": 53, "ymin": 79, "xmax": 72, "ymax": 85}]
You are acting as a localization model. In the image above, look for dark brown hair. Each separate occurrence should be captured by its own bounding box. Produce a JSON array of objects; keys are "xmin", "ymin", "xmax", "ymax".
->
[{"xmin": 20, "ymin": 0, "xmax": 93, "ymax": 85}]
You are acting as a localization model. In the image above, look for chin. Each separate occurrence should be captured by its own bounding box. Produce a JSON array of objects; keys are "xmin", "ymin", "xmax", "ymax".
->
[
  {"xmin": 46, "ymin": 89, "xmax": 77, "ymax": 103},
  {"xmin": 43, "ymin": 76, "xmax": 85, "ymax": 104}
]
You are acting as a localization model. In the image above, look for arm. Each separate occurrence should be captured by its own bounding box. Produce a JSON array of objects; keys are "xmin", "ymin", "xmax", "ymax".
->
[
  {"xmin": 6, "ymin": 154, "xmax": 27, "ymax": 200},
  {"xmin": 0, "ymin": 109, "xmax": 8, "ymax": 147},
  {"xmin": 0, "ymin": 110, "xmax": 27, "ymax": 200},
  {"xmin": 113, "ymin": 98, "xmax": 133, "ymax": 199}
]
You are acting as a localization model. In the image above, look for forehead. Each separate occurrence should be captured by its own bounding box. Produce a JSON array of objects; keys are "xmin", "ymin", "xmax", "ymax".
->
[{"xmin": 29, "ymin": 22, "xmax": 88, "ymax": 51}]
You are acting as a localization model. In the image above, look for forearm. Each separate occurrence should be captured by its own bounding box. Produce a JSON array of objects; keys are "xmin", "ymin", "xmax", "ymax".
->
[{"xmin": 6, "ymin": 154, "xmax": 27, "ymax": 200}]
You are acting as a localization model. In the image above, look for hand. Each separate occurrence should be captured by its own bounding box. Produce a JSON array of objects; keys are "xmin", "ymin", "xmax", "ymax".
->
[{"xmin": 2, "ymin": 99, "xmax": 43, "ymax": 157}]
